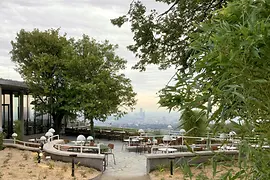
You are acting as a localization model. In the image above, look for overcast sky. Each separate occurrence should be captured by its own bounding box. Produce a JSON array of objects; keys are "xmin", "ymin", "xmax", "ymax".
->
[{"xmin": 0, "ymin": 0, "xmax": 176, "ymax": 112}]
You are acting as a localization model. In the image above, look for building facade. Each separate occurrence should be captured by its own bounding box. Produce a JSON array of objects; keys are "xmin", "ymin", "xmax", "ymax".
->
[{"xmin": 0, "ymin": 79, "xmax": 52, "ymax": 138}]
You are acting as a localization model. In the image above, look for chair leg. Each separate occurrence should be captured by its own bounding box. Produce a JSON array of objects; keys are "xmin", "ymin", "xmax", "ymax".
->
[{"xmin": 112, "ymin": 154, "xmax": 116, "ymax": 165}]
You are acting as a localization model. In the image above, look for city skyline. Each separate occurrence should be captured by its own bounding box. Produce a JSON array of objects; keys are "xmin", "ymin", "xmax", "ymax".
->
[{"xmin": 0, "ymin": 0, "xmax": 176, "ymax": 112}]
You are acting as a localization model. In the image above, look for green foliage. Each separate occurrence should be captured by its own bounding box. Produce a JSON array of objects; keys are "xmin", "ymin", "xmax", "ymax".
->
[
  {"xmin": 111, "ymin": 0, "xmax": 229, "ymax": 71},
  {"xmin": 180, "ymin": 108, "xmax": 207, "ymax": 137},
  {"xmin": 0, "ymin": 132, "xmax": 4, "ymax": 151},
  {"xmin": 158, "ymin": 0, "xmax": 270, "ymax": 179},
  {"xmin": 14, "ymin": 120, "xmax": 23, "ymax": 140},
  {"xmin": 10, "ymin": 29, "xmax": 136, "ymax": 134}
]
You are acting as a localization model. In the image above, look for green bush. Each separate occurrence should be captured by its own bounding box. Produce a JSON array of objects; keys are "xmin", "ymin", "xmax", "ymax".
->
[
  {"xmin": 14, "ymin": 120, "xmax": 23, "ymax": 140},
  {"xmin": 0, "ymin": 132, "xmax": 5, "ymax": 150}
]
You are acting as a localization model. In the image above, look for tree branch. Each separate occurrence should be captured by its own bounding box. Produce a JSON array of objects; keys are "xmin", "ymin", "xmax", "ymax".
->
[{"xmin": 158, "ymin": 0, "xmax": 180, "ymax": 18}]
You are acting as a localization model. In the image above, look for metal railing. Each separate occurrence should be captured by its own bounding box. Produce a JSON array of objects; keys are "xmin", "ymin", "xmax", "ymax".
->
[
  {"xmin": 47, "ymin": 135, "xmax": 60, "ymax": 142},
  {"xmin": 4, "ymin": 139, "xmax": 40, "ymax": 148},
  {"xmin": 53, "ymin": 143, "xmax": 101, "ymax": 154}
]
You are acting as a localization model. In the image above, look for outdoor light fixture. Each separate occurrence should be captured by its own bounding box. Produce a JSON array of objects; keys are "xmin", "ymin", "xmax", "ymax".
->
[
  {"xmin": 40, "ymin": 136, "xmax": 46, "ymax": 142},
  {"xmin": 37, "ymin": 150, "xmax": 43, "ymax": 163},
  {"xmin": 179, "ymin": 129, "xmax": 186, "ymax": 146},
  {"xmin": 229, "ymin": 131, "xmax": 236, "ymax": 142},
  {"xmin": 167, "ymin": 125, "xmax": 173, "ymax": 135},
  {"xmin": 163, "ymin": 135, "xmax": 172, "ymax": 146},
  {"xmin": 153, "ymin": 138, "xmax": 158, "ymax": 145},
  {"xmin": 77, "ymin": 135, "xmax": 86, "ymax": 151},
  {"xmin": 12, "ymin": 133, "xmax": 18, "ymax": 144},
  {"xmin": 77, "ymin": 135, "xmax": 86, "ymax": 142},
  {"xmin": 206, "ymin": 127, "xmax": 211, "ymax": 150},
  {"xmin": 138, "ymin": 129, "xmax": 144, "ymax": 135},
  {"xmin": 70, "ymin": 154, "xmax": 78, "ymax": 177},
  {"xmin": 45, "ymin": 131, "xmax": 53, "ymax": 142},
  {"xmin": 86, "ymin": 136, "xmax": 94, "ymax": 141},
  {"xmin": 48, "ymin": 128, "xmax": 55, "ymax": 134},
  {"xmin": 220, "ymin": 133, "xmax": 227, "ymax": 140}
]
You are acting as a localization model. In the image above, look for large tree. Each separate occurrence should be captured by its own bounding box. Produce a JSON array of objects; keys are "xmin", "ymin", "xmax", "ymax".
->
[
  {"xmin": 10, "ymin": 29, "xmax": 136, "ymax": 134},
  {"xmin": 111, "ymin": 0, "xmax": 229, "ymax": 71},
  {"xmin": 68, "ymin": 35, "xmax": 137, "ymax": 136}
]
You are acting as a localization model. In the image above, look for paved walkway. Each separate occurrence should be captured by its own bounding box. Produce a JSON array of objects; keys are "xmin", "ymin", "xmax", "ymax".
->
[{"xmin": 64, "ymin": 136, "xmax": 150, "ymax": 179}]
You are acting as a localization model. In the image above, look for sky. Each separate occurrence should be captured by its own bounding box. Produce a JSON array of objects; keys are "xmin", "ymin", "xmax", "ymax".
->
[{"xmin": 0, "ymin": 0, "xmax": 176, "ymax": 112}]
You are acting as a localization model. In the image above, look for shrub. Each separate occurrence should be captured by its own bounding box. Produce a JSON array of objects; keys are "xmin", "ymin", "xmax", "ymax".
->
[{"xmin": 0, "ymin": 132, "xmax": 5, "ymax": 151}]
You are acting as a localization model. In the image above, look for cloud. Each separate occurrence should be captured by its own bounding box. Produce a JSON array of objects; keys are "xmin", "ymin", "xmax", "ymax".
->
[{"xmin": 0, "ymin": 0, "xmax": 175, "ymax": 111}]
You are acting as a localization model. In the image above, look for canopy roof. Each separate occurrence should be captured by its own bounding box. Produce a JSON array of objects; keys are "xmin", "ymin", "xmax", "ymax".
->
[{"xmin": 0, "ymin": 78, "xmax": 28, "ymax": 93}]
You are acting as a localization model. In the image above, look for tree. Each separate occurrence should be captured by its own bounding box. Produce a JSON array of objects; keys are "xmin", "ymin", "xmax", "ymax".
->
[
  {"xmin": 160, "ymin": 0, "xmax": 270, "ymax": 178},
  {"xmin": 180, "ymin": 108, "xmax": 207, "ymax": 137},
  {"xmin": 11, "ymin": 29, "xmax": 74, "ymax": 134},
  {"xmin": 10, "ymin": 29, "xmax": 136, "ymax": 134},
  {"xmin": 111, "ymin": 0, "xmax": 229, "ymax": 71},
  {"xmin": 67, "ymin": 35, "xmax": 137, "ymax": 136}
]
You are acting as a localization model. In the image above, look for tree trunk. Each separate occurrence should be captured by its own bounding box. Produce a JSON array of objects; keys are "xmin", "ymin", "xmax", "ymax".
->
[
  {"xmin": 90, "ymin": 118, "xmax": 95, "ymax": 138},
  {"xmin": 52, "ymin": 113, "xmax": 65, "ymax": 135}
]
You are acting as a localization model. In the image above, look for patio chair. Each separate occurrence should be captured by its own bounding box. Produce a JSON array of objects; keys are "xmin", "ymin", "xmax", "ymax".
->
[{"xmin": 104, "ymin": 143, "xmax": 116, "ymax": 165}]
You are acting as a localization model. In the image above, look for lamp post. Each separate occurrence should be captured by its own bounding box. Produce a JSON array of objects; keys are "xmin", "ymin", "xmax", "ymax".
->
[
  {"xmin": 229, "ymin": 131, "xmax": 236, "ymax": 144},
  {"xmin": 70, "ymin": 154, "xmax": 77, "ymax": 177},
  {"xmin": 179, "ymin": 129, "xmax": 186, "ymax": 146},
  {"xmin": 12, "ymin": 133, "xmax": 18, "ymax": 144},
  {"xmin": 167, "ymin": 125, "xmax": 173, "ymax": 135},
  {"xmin": 206, "ymin": 127, "xmax": 211, "ymax": 150},
  {"xmin": 77, "ymin": 135, "xmax": 86, "ymax": 153},
  {"xmin": 45, "ymin": 131, "xmax": 53, "ymax": 142},
  {"xmin": 37, "ymin": 149, "xmax": 43, "ymax": 163},
  {"xmin": 138, "ymin": 129, "xmax": 144, "ymax": 136},
  {"xmin": 48, "ymin": 128, "xmax": 55, "ymax": 134}
]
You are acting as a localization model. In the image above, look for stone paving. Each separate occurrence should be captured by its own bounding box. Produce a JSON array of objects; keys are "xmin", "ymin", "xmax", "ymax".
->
[{"xmin": 64, "ymin": 136, "xmax": 150, "ymax": 179}]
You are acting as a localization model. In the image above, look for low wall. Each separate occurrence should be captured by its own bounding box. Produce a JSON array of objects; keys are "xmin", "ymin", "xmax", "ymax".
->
[
  {"xmin": 146, "ymin": 150, "xmax": 239, "ymax": 173},
  {"xmin": 43, "ymin": 139, "xmax": 105, "ymax": 171}
]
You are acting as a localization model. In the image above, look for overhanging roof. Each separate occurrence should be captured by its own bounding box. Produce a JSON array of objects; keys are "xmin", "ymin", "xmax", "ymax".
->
[{"xmin": 0, "ymin": 78, "xmax": 29, "ymax": 93}]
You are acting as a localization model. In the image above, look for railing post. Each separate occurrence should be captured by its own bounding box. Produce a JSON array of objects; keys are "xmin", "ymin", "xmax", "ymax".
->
[
  {"xmin": 168, "ymin": 156, "xmax": 175, "ymax": 175},
  {"xmin": 80, "ymin": 145, "xmax": 82, "ymax": 153},
  {"xmin": 98, "ymin": 144, "xmax": 100, "ymax": 154}
]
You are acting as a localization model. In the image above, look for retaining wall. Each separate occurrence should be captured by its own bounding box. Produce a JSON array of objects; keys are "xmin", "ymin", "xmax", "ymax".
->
[
  {"xmin": 146, "ymin": 150, "xmax": 239, "ymax": 173},
  {"xmin": 43, "ymin": 139, "xmax": 105, "ymax": 171}
]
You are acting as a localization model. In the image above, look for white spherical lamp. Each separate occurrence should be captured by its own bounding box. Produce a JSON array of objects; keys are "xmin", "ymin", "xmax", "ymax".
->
[
  {"xmin": 48, "ymin": 128, "xmax": 55, "ymax": 134},
  {"xmin": 12, "ymin": 133, "xmax": 18, "ymax": 138},
  {"xmin": 162, "ymin": 135, "xmax": 172, "ymax": 142},
  {"xmin": 40, "ymin": 136, "xmax": 46, "ymax": 141},
  {"xmin": 77, "ymin": 135, "xmax": 86, "ymax": 142},
  {"xmin": 45, "ymin": 131, "xmax": 53, "ymax": 137},
  {"xmin": 87, "ymin": 136, "xmax": 94, "ymax": 141},
  {"xmin": 180, "ymin": 129, "xmax": 186, "ymax": 135}
]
